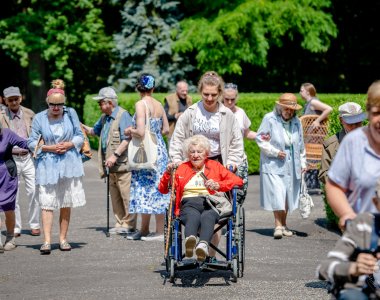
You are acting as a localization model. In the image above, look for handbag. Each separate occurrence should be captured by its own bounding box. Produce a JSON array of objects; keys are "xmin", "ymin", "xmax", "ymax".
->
[
  {"xmin": 205, "ymin": 193, "xmax": 232, "ymax": 218},
  {"xmin": 78, "ymin": 123, "xmax": 92, "ymax": 162},
  {"xmin": 299, "ymin": 174, "xmax": 314, "ymax": 219},
  {"xmin": 66, "ymin": 108, "xmax": 92, "ymax": 162},
  {"xmin": 127, "ymin": 100, "xmax": 158, "ymax": 171}
]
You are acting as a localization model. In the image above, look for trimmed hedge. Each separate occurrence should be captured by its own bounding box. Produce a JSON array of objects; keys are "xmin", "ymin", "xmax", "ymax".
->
[
  {"xmin": 83, "ymin": 92, "xmax": 367, "ymax": 225},
  {"xmin": 84, "ymin": 92, "xmax": 367, "ymax": 174}
]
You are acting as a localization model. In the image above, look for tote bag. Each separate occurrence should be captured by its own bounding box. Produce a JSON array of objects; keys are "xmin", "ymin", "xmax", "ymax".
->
[{"xmin": 127, "ymin": 100, "xmax": 158, "ymax": 171}]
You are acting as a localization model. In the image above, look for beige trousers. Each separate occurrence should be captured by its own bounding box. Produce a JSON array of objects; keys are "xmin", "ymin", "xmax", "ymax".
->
[{"xmin": 109, "ymin": 172, "xmax": 137, "ymax": 229}]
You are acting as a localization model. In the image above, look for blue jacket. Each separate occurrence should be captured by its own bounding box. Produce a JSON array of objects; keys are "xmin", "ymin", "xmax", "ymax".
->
[{"xmin": 28, "ymin": 107, "xmax": 84, "ymax": 185}]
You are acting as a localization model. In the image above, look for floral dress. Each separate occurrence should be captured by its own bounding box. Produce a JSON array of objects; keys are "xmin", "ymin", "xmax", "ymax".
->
[{"xmin": 129, "ymin": 116, "xmax": 170, "ymax": 214}]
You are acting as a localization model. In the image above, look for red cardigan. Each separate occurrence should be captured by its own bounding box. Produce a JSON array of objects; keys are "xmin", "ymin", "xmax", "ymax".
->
[{"xmin": 158, "ymin": 159, "xmax": 243, "ymax": 216}]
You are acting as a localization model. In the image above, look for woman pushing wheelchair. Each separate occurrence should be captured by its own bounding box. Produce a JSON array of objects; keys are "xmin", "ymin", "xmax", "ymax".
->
[{"xmin": 158, "ymin": 135, "xmax": 243, "ymax": 262}]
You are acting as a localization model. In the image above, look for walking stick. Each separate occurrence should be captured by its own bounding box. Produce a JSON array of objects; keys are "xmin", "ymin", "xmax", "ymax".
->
[
  {"xmin": 105, "ymin": 166, "xmax": 110, "ymax": 237},
  {"xmin": 165, "ymin": 167, "xmax": 177, "ymax": 259}
]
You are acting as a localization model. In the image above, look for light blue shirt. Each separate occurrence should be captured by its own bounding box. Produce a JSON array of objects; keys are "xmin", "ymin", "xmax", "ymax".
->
[
  {"xmin": 328, "ymin": 127, "xmax": 380, "ymax": 213},
  {"xmin": 28, "ymin": 107, "xmax": 84, "ymax": 185},
  {"xmin": 93, "ymin": 106, "xmax": 132, "ymax": 140}
]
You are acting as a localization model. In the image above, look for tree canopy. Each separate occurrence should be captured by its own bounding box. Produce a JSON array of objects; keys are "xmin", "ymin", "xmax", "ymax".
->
[
  {"xmin": 0, "ymin": 0, "xmax": 113, "ymax": 112},
  {"xmin": 111, "ymin": 0, "xmax": 194, "ymax": 92},
  {"xmin": 174, "ymin": 0, "xmax": 337, "ymax": 75}
]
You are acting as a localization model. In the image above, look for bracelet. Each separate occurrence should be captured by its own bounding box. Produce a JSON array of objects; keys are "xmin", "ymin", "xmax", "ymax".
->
[{"xmin": 113, "ymin": 152, "xmax": 121, "ymax": 158}]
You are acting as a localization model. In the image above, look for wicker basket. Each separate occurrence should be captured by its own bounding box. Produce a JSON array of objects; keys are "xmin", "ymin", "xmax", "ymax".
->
[{"xmin": 299, "ymin": 115, "xmax": 329, "ymax": 169}]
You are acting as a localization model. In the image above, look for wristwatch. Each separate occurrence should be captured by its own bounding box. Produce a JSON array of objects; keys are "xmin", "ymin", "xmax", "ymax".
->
[{"xmin": 113, "ymin": 152, "xmax": 121, "ymax": 158}]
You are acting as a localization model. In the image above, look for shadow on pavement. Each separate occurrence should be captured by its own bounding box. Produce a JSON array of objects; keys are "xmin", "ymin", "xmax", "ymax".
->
[
  {"xmin": 23, "ymin": 242, "xmax": 87, "ymax": 251},
  {"xmin": 314, "ymin": 218, "xmax": 341, "ymax": 236},
  {"xmin": 247, "ymin": 228, "xmax": 308, "ymax": 237},
  {"xmin": 155, "ymin": 269, "xmax": 233, "ymax": 287},
  {"xmin": 305, "ymin": 280, "xmax": 329, "ymax": 290}
]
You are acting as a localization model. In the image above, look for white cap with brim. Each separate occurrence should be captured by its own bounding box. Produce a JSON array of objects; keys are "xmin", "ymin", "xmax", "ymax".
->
[
  {"xmin": 93, "ymin": 87, "xmax": 117, "ymax": 101},
  {"xmin": 3, "ymin": 86, "xmax": 21, "ymax": 98},
  {"xmin": 339, "ymin": 102, "xmax": 366, "ymax": 124}
]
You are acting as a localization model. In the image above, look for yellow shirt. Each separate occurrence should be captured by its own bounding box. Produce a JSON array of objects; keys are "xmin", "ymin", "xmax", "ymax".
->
[{"xmin": 182, "ymin": 170, "xmax": 209, "ymax": 198}]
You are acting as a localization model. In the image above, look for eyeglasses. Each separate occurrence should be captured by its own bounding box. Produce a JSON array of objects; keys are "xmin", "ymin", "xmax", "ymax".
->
[
  {"xmin": 48, "ymin": 103, "xmax": 65, "ymax": 107},
  {"xmin": 225, "ymin": 83, "xmax": 238, "ymax": 90},
  {"xmin": 202, "ymin": 92, "xmax": 219, "ymax": 99}
]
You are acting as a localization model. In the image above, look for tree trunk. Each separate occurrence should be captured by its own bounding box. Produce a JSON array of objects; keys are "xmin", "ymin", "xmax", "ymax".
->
[{"xmin": 27, "ymin": 52, "xmax": 47, "ymax": 113}]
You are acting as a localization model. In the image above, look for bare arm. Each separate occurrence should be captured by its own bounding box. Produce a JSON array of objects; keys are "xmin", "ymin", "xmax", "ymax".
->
[
  {"xmin": 82, "ymin": 124, "xmax": 95, "ymax": 136},
  {"xmin": 244, "ymin": 128, "xmax": 257, "ymax": 140},
  {"xmin": 129, "ymin": 101, "xmax": 146, "ymax": 138},
  {"xmin": 311, "ymin": 99, "xmax": 333, "ymax": 126},
  {"xmin": 161, "ymin": 104, "xmax": 169, "ymax": 136},
  {"xmin": 326, "ymin": 178, "xmax": 356, "ymax": 229}
]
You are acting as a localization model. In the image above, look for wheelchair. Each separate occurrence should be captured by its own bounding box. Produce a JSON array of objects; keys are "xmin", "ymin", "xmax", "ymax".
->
[{"xmin": 164, "ymin": 186, "xmax": 245, "ymax": 283}]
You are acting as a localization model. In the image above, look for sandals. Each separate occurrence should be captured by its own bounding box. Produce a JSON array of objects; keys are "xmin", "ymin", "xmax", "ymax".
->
[
  {"xmin": 59, "ymin": 240, "xmax": 72, "ymax": 251},
  {"xmin": 40, "ymin": 242, "xmax": 51, "ymax": 255}
]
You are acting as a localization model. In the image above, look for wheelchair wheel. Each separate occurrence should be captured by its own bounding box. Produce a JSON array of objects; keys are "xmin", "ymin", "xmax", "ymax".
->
[
  {"xmin": 232, "ymin": 258, "xmax": 238, "ymax": 282},
  {"xmin": 169, "ymin": 258, "xmax": 176, "ymax": 283},
  {"xmin": 238, "ymin": 206, "xmax": 245, "ymax": 278}
]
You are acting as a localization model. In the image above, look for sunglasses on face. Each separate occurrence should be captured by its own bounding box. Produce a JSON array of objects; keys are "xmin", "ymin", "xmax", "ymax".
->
[{"xmin": 48, "ymin": 103, "xmax": 65, "ymax": 108}]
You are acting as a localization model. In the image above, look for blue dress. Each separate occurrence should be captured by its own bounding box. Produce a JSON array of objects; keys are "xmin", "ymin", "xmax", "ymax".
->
[{"xmin": 129, "ymin": 116, "xmax": 170, "ymax": 214}]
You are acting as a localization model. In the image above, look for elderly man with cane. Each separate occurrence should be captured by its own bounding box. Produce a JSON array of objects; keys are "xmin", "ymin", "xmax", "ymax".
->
[{"xmin": 83, "ymin": 87, "xmax": 136, "ymax": 236}]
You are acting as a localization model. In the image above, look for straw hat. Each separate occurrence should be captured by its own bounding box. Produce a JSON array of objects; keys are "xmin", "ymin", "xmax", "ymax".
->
[{"xmin": 276, "ymin": 93, "xmax": 302, "ymax": 111}]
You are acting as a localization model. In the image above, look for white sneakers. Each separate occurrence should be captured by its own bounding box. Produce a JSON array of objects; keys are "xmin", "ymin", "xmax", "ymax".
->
[
  {"xmin": 274, "ymin": 226, "xmax": 293, "ymax": 239},
  {"xmin": 4, "ymin": 236, "xmax": 16, "ymax": 251},
  {"xmin": 282, "ymin": 226, "xmax": 293, "ymax": 237},
  {"xmin": 185, "ymin": 235, "xmax": 197, "ymax": 258},
  {"xmin": 195, "ymin": 241, "xmax": 208, "ymax": 262},
  {"xmin": 141, "ymin": 233, "xmax": 164, "ymax": 241},
  {"xmin": 184, "ymin": 236, "xmax": 209, "ymax": 261},
  {"xmin": 274, "ymin": 226, "xmax": 283, "ymax": 239}
]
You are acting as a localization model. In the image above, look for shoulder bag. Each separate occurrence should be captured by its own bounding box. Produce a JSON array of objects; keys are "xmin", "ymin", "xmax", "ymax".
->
[
  {"xmin": 299, "ymin": 174, "xmax": 314, "ymax": 219},
  {"xmin": 127, "ymin": 100, "xmax": 158, "ymax": 171},
  {"xmin": 66, "ymin": 108, "xmax": 92, "ymax": 162},
  {"xmin": 205, "ymin": 192, "xmax": 232, "ymax": 218}
]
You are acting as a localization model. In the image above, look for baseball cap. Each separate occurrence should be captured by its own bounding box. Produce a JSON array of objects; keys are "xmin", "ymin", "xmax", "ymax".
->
[
  {"xmin": 93, "ymin": 87, "xmax": 117, "ymax": 101},
  {"xmin": 338, "ymin": 102, "xmax": 366, "ymax": 124},
  {"xmin": 3, "ymin": 86, "xmax": 21, "ymax": 98}
]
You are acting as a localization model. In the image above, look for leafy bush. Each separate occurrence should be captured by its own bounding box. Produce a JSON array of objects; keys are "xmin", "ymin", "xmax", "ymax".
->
[
  {"xmin": 84, "ymin": 92, "xmax": 367, "ymax": 171},
  {"xmin": 83, "ymin": 92, "xmax": 367, "ymax": 225}
]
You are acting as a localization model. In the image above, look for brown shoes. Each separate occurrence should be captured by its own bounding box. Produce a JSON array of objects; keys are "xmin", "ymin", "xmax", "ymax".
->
[{"xmin": 31, "ymin": 229, "xmax": 41, "ymax": 236}]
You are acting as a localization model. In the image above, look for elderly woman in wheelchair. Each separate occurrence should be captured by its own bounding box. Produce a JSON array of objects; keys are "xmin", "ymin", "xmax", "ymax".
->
[{"xmin": 158, "ymin": 134, "xmax": 243, "ymax": 262}]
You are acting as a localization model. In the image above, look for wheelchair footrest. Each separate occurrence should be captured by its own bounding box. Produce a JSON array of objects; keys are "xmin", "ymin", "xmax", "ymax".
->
[
  {"xmin": 176, "ymin": 259, "xmax": 198, "ymax": 270},
  {"xmin": 201, "ymin": 261, "xmax": 230, "ymax": 271}
]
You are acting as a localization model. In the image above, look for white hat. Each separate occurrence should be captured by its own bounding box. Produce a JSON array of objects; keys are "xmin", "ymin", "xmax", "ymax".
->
[
  {"xmin": 3, "ymin": 86, "xmax": 21, "ymax": 98},
  {"xmin": 338, "ymin": 102, "xmax": 366, "ymax": 124},
  {"xmin": 93, "ymin": 87, "xmax": 117, "ymax": 101}
]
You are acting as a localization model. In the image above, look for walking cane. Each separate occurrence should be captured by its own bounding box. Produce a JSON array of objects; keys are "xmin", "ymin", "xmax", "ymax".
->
[
  {"xmin": 105, "ymin": 166, "xmax": 110, "ymax": 237},
  {"xmin": 165, "ymin": 166, "xmax": 177, "ymax": 260}
]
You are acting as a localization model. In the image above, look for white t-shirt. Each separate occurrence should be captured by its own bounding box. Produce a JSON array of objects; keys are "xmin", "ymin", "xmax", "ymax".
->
[
  {"xmin": 192, "ymin": 102, "xmax": 221, "ymax": 157},
  {"xmin": 234, "ymin": 107, "xmax": 251, "ymax": 137}
]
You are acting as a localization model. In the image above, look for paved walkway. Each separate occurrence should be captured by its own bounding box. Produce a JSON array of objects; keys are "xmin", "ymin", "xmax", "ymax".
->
[{"xmin": 1, "ymin": 156, "xmax": 339, "ymax": 300}]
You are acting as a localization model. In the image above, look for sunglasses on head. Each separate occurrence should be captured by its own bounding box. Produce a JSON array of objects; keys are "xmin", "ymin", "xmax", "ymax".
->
[{"xmin": 225, "ymin": 83, "xmax": 238, "ymax": 90}]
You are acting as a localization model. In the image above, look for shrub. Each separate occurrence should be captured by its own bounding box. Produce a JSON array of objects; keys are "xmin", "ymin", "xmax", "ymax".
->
[{"xmin": 84, "ymin": 92, "xmax": 367, "ymax": 173}]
